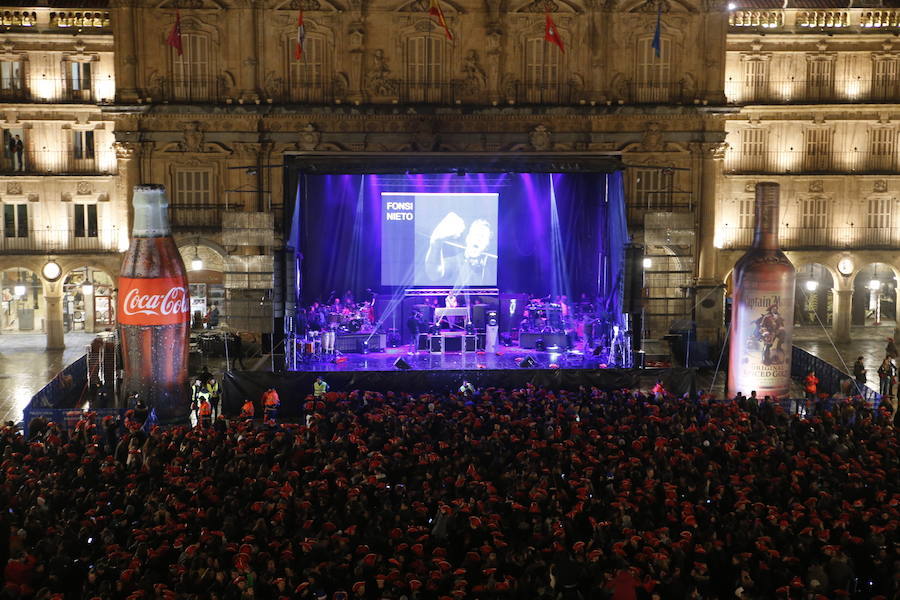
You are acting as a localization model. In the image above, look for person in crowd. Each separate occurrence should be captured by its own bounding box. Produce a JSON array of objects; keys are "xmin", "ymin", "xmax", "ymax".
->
[
  {"xmin": 877, "ymin": 356, "xmax": 894, "ymax": 398},
  {"xmin": 240, "ymin": 397, "xmax": 255, "ymax": 421},
  {"xmin": 262, "ymin": 387, "xmax": 280, "ymax": 425},
  {"xmin": 886, "ymin": 336, "xmax": 898, "ymax": 359},
  {"xmin": 802, "ymin": 370, "xmax": 818, "ymax": 414},
  {"xmin": 0, "ymin": 385, "xmax": 896, "ymax": 600},
  {"xmin": 190, "ymin": 377, "xmax": 203, "ymax": 422},
  {"xmin": 458, "ymin": 379, "xmax": 475, "ymax": 397},
  {"xmin": 205, "ymin": 376, "xmax": 220, "ymax": 418},
  {"xmin": 313, "ymin": 376, "xmax": 329, "ymax": 399},
  {"xmin": 197, "ymin": 393, "xmax": 212, "ymax": 428},
  {"xmin": 853, "ymin": 355, "xmax": 867, "ymax": 386}
]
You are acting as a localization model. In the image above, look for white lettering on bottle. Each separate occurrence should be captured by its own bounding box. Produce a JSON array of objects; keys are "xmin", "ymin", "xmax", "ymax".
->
[{"xmin": 123, "ymin": 286, "xmax": 189, "ymax": 317}]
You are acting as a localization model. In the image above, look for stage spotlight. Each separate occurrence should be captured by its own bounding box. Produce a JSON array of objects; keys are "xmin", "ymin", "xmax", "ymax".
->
[
  {"xmin": 393, "ymin": 357, "xmax": 412, "ymax": 370},
  {"xmin": 519, "ymin": 356, "xmax": 538, "ymax": 368}
]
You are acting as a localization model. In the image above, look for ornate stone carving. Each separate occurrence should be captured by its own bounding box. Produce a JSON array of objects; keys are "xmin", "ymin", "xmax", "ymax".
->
[
  {"xmin": 182, "ymin": 122, "xmax": 205, "ymax": 153},
  {"xmin": 744, "ymin": 181, "xmax": 756, "ymax": 193},
  {"xmin": 61, "ymin": 192, "xmax": 72, "ymax": 202},
  {"xmin": 529, "ymin": 124, "xmax": 552, "ymax": 151},
  {"xmin": 27, "ymin": 194, "xmax": 38, "ymax": 203},
  {"xmin": 290, "ymin": 0, "xmax": 321, "ymax": 9},
  {"xmin": 874, "ymin": 179, "xmax": 888, "ymax": 193},
  {"xmin": 76, "ymin": 181, "xmax": 92, "ymax": 195},
  {"xmin": 640, "ymin": 122, "xmax": 664, "ymax": 151},
  {"xmin": 6, "ymin": 182, "xmax": 22, "ymax": 195},
  {"xmin": 297, "ymin": 123, "xmax": 321, "ymax": 151},
  {"xmin": 413, "ymin": 119, "xmax": 437, "ymax": 152},
  {"xmin": 808, "ymin": 180, "xmax": 824, "ymax": 193},
  {"xmin": 461, "ymin": 50, "xmax": 487, "ymax": 92},
  {"xmin": 113, "ymin": 141, "xmax": 138, "ymax": 160},
  {"xmin": 366, "ymin": 49, "xmax": 398, "ymax": 96},
  {"xmin": 519, "ymin": 0, "xmax": 560, "ymax": 12}
]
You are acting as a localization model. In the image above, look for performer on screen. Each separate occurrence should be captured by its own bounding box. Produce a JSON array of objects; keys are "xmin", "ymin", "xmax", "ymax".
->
[{"xmin": 425, "ymin": 212, "xmax": 496, "ymax": 285}]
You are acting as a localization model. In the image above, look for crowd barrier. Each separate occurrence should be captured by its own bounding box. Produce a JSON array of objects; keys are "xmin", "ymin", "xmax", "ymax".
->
[{"xmin": 791, "ymin": 345, "xmax": 881, "ymax": 406}]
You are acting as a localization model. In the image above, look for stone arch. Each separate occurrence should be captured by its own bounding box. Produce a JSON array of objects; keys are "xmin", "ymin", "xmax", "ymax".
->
[
  {"xmin": 850, "ymin": 261, "xmax": 900, "ymax": 328},
  {"xmin": 0, "ymin": 265, "xmax": 44, "ymax": 333},
  {"xmin": 792, "ymin": 262, "xmax": 835, "ymax": 328},
  {"xmin": 60, "ymin": 264, "xmax": 118, "ymax": 334}
]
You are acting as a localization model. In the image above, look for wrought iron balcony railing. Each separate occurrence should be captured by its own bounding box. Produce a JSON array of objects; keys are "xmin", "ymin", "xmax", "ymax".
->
[
  {"xmin": 720, "ymin": 226, "xmax": 900, "ymax": 250},
  {"xmin": 725, "ymin": 78, "xmax": 900, "ymax": 104},
  {"xmin": 725, "ymin": 150, "xmax": 900, "ymax": 175},
  {"xmin": 169, "ymin": 204, "xmax": 222, "ymax": 229},
  {"xmin": 0, "ymin": 150, "xmax": 117, "ymax": 175},
  {"xmin": 0, "ymin": 227, "xmax": 121, "ymax": 254}
]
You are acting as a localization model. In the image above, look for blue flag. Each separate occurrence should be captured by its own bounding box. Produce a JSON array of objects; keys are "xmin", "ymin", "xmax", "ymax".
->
[{"xmin": 652, "ymin": 4, "xmax": 662, "ymax": 58}]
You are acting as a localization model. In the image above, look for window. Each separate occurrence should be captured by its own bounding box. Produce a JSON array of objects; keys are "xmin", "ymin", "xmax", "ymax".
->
[
  {"xmin": 738, "ymin": 197, "xmax": 754, "ymax": 229},
  {"xmin": 805, "ymin": 57, "xmax": 834, "ymax": 101},
  {"xmin": 405, "ymin": 35, "xmax": 446, "ymax": 102},
  {"xmin": 74, "ymin": 203, "xmax": 98, "ymax": 238},
  {"xmin": 173, "ymin": 169, "xmax": 215, "ymax": 227},
  {"xmin": 173, "ymin": 33, "xmax": 212, "ymax": 101},
  {"xmin": 633, "ymin": 168, "xmax": 673, "ymax": 211},
  {"xmin": 73, "ymin": 130, "xmax": 95, "ymax": 159},
  {"xmin": 872, "ymin": 58, "xmax": 899, "ymax": 101},
  {"xmin": 289, "ymin": 35, "xmax": 326, "ymax": 102},
  {"xmin": 740, "ymin": 128, "xmax": 768, "ymax": 171},
  {"xmin": 869, "ymin": 128, "xmax": 897, "ymax": 171},
  {"xmin": 0, "ymin": 60, "xmax": 23, "ymax": 97},
  {"xmin": 800, "ymin": 197, "xmax": 828, "ymax": 229},
  {"xmin": 636, "ymin": 36, "xmax": 671, "ymax": 102},
  {"xmin": 66, "ymin": 61, "xmax": 92, "ymax": 101},
  {"xmin": 3, "ymin": 204, "xmax": 27, "ymax": 238},
  {"xmin": 867, "ymin": 197, "xmax": 892, "ymax": 229},
  {"xmin": 524, "ymin": 37, "xmax": 562, "ymax": 103},
  {"xmin": 741, "ymin": 59, "xmax": 768, "ymax": 102},
  {"xmin": 804, "ymin": 128, "xmax": 833, "ymax": 171}
]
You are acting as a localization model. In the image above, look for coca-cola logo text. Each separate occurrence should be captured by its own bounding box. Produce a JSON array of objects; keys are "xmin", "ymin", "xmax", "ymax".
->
[
  {"xmin": 117, "ymin": 276, "xmax": 191, "ymax": 326},
  {"xmin": 123, "ymin": 286, "xmax": 189, "ymax": 317}
]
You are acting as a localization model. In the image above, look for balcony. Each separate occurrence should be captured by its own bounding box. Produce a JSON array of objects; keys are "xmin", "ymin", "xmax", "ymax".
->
[
  {"xmin": 0, "ymin": 78, "xmax": 115, "ymax": 104},
  {"xmin": 0, "ymin": 150, "xmax": 117, "ymax": 175},
  {"xmin": 0, "ymin": 8, "xmax": 110, "ymax": 30},
  {"xmin": 0, "ymin": 228, "xmax": 121, "ymax": 254},
  {"xmin": 725, "ymin": 78, "xmax": 900, "ymax": 105},
  {"xmin": 170, "ymin": 204, "xmax": 221, "ymax": 230},
  {"xmin": 728, "ymin": 8, "xmax": 900, "ymax": 32},
  {"xmin": 720, "ymin": 226, "xmax": 900, "ymax": 250},
  {"xmin": 157, "ymin": 77, "xmax": 223, "ymax": 103},
  {"xmin": 724, "ymin": 151, "xmax": 900, "ymax": 175}
]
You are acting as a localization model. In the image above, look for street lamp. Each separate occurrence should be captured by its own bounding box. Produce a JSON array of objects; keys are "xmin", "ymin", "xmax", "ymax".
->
[{"xmin": 805, "ymin": 280, "xmax": 818, "ymax": 292}]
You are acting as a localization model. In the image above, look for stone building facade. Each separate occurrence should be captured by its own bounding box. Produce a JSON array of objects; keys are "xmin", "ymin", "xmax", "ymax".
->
[{"xmin": 10, "ymin": 0, "xmax": 900, "ymax": 354}]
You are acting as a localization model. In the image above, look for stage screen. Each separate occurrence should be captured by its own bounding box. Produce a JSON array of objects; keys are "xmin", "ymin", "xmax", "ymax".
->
[{"xmin": 381, "ymin": 192, "xmax": 499, "ymax": 287}]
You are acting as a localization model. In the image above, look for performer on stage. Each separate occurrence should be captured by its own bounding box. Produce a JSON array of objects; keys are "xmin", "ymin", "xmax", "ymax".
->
[
  {"xmin": 425, "ymin": 212, "xmax": 496, "ymax": 285},
  {"xmin": 445, "ymin": 292, "xmax": 458, "ymax": 308}
]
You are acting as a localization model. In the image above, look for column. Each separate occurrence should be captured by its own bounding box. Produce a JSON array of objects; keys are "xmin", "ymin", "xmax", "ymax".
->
[
  {"xmin": 114, "ymin": 142, "xmax": 140, "ymax": 234},
  {"xmin": 894, "ymin": 288, "xmax": 900, "ymax": 343},
  {"xmin": 693, "ymin": 142, "xmax": 727, "ymax": 345},
  {"xmin": 110, "ymin": 0, "xmax": 139, "ymax": 102},
  {"xmin": 832, "ymin": 288, "xmax": 852, "ymax": 344},
  {"xmin": 45, "ymin": 293, "xmax": 64, "ymax": 350}
]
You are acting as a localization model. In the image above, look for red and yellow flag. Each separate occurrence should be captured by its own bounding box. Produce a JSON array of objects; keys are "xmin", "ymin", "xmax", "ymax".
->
[
  {"xmin": 429, "ymin": 0, "xmax": 453, "ymax": 40},
  {"xmin": 167, "ymin": 10, "xmax": 183, "ymax": 56},
  {"xmin": 294, "ymin": 10, "xmax": 306, "ymax": 60},
  {"xmin": 544, "ymin": 12, "xmax": 564, "ymax": 53}
]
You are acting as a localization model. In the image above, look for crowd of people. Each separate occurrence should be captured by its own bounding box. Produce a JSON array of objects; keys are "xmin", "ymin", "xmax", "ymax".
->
[{"xmin": 1, "ymin": 384, "xmax": 897, "ymax": 600}]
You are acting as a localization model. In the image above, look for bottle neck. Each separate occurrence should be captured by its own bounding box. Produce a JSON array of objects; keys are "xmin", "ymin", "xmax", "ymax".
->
[
  {"xmin": 752, "ymin": 188, "xmax": 780, "ymax": 251},
  {"xmin": 132, "ymin": 189, "xmax": 171, "ymax": 237}
]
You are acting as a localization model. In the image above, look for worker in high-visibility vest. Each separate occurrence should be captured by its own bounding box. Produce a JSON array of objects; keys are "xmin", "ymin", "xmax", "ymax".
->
[
  {"xmin": 197, "ymin": 393, "xmax": 212, "ymax": 428},
  {"xmin": 240, "ymin": 399, "xmax": 255, "ymax": 421},
  {"xmin": 313, "ymin": 377, "xmax": 329, "ymax": 399},
  {"xmin": 262, "ymin": 388, "xmax": 280, "ymax": 425}
]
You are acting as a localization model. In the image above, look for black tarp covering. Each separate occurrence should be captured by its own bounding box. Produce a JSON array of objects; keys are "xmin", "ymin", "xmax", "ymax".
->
[{"xmin": 222, "ymin": 368, "xmax": 698, "ymax": 418}]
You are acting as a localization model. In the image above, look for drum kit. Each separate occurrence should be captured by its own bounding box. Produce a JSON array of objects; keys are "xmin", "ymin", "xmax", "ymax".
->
[{"xmin": 521, "ymin": 301, "xmax": 565, "ymax": 333}]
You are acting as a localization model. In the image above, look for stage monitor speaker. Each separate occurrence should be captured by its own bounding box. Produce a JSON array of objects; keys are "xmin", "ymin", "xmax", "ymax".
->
[
  {"xmin": 486, "ymin": 310, "xmax": 498, "ymax": 327},
  {"xmin": 472, "ymin": 303, "xmax": 488, "ymax": 329},
  {"xmin": 464, "ymin": 335, "xmax": 477, "ymax": 352},
  {"xmin": 393, "ymin": 357, "xmax": 412, "ymax": 370},
  {"xmin": 417, "ymin": 333, "xmax": 430, "ymax": 351},
  {"xmin": 429, "ymin": 336, "xmax": 443, "ymax": 353},
  {"xmin": 519, "ymin": 356, "xmax": 538, "ymax": 368}
]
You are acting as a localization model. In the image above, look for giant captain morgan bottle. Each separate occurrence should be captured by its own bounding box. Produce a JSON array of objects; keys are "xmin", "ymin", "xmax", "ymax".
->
[
  {"xmin": 117, "ymin": 185, "xmax": 191, "ymax": 426},
  {"xmin": 727, "ymin": 182, "xmax": 796, "ymax": 401}
]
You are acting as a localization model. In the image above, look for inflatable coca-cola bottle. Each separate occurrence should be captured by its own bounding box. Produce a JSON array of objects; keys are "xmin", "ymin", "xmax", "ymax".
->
[{"xmin": 117, "ymin": 184, "xmax": 191, "ymax": 426}]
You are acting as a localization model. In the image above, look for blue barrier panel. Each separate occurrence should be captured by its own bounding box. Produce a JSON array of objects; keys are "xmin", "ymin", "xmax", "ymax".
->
[{"xmin": 791, "ymin": 346, "xmax": 880, "ymax": 406}]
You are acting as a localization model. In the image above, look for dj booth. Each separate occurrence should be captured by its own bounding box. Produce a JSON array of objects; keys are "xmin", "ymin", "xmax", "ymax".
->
[{"xmin": 417, "ymin": 332, "xmax": 480, "ymax": 353}]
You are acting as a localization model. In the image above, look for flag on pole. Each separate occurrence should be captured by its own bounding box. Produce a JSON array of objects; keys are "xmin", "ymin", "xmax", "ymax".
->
[
  {"xmin": 294, "ymin": 10, "xmax": 306, "ymax": 60},
  {"xmin": 544, "ymin": 12, "xmax": 564, "ymax": 53},
  {"xmin": 167, "ymin": 10, "xmax": 183, "ymax": 56},
  {"xmin": 429, "ymin": 0, "xmax": 453, "ymax": 40},
  {"xmin": 651, "ymin": 3, "xmax": 662, "ymax": 58}
]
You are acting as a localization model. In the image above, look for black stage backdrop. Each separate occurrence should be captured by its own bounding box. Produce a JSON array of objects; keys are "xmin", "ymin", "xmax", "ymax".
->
[{"xmin": 221, "ymin": 368, "xmax": 699, "ymax": 418}]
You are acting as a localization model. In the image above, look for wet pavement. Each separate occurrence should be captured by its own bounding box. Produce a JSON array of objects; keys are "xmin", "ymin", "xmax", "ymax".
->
[{"xmin": 0, "ymin": 332, "xmax": 96, "ymax": 425}]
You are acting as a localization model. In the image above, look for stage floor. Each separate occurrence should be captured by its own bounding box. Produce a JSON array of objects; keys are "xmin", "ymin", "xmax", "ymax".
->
[{"xmin": 290, "ymin": 344, "xmax": 616, "ymax": 372}]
